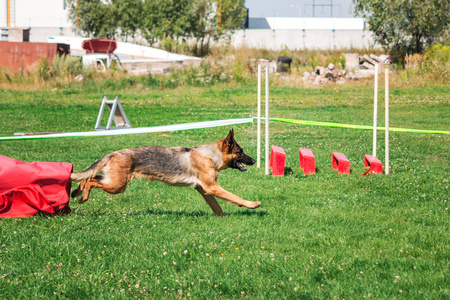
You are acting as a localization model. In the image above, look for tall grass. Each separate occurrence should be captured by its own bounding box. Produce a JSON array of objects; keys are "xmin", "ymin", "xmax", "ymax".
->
[
  {"xmin": 0, "ymin": 55, "xmax": 95, "ymax": 89},
  {"xmin": 399, "ymin": 44, "xmax": 450, "ymax": 86},
  {"xmin": 1, "ymin": 44, "xmax": 449, "ymax": 91}
]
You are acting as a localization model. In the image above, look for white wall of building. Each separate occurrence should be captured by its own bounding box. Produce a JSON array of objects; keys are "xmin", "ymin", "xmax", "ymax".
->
[
  {"xmin": 245, "ymin": 0, "xmax": 355, "ymax": 18},
  {"xmin": 228, "ymin": 17, "xmax": 374, "ymax": 50},
  {"xmin": 249, "ymin": 17, "xmax": 365, "ymax": 30},
  {"xmin": 0, "ymin": 0, "xmax": 73, "ymax": 28},
  {"xmin": 229, "ymin": 29, "xmax": 376, "ymax": 50},
  {"xmin": 0, "ymin": 0, "xmax": 7, "ymax": 27}
]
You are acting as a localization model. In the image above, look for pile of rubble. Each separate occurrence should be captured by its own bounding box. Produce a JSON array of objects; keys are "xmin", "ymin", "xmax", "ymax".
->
[
  {"xmin": 303, "ymin": 63, "xmax": 349, "ymax": 85},
  {"xmin": 359, "ymin": 54, "xmax": 391, "ymax": 70},
  {"xmin": 303, "ymin": 53, "xmax": 391, "ymax": 85}
]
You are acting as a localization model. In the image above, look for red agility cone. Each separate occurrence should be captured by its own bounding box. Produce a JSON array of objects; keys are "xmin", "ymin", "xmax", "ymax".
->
[
  {"xmin": 299, "ymin": 148, "xmax": 315, "ymax": 175},
  {"xmin": 332, "ymin": 152, "xmax": 350, "ymax": 174},
  {"xmin": 269, "ymin": 145, "xmax": 286, "ymax": 176}
]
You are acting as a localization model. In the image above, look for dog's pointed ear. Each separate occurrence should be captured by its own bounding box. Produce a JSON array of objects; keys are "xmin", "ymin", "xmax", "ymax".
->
[{"xmin": 224, "ymin": 129, "xmax": 235, "ymax": 147}]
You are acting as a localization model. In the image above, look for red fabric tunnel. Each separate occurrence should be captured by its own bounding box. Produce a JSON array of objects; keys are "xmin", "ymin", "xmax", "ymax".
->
[{"xmin": 0, "ymin": 155, "xmax": 73, "ymax": 218}]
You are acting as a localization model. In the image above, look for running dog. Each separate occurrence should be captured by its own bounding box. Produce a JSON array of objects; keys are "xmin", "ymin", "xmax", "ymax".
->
[{"xmin": 70, "ymin": 129, "xmax": 260, "ymax": 216}]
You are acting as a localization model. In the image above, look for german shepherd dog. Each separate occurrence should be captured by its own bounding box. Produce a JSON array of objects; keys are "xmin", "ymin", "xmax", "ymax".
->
[{"xmin": 70, "ymin": 129, "xmax": 261, "ymax": 216}]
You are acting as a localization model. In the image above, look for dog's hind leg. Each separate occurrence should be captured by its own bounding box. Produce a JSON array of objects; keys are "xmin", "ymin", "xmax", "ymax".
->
[
  {"xmin": 77, "ymin": 171, "xmax": 131, "ymax": 204},
  {"xmin": 195, "ymin": 186, "xmax": 225, "ymax": 216},
  {"xmin": 71, "ymin": 179, "xmax": 87, "ymax": 198},
  {"xmin": 77, "ymin": 179, "xmax": 100, "ymax": 204}
]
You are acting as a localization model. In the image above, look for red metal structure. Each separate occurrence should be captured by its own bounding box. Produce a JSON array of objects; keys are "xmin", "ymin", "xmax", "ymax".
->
[
  {"xmin": 0, "ymin": 42, "xmax": 69, "ymax": 72},
  {"xmin": 82, "ymin": 39, "xmax": 117, "ymax": 54}
]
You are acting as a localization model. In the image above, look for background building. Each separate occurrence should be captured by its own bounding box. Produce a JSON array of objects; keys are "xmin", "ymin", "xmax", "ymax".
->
[
  {"xmin": 246, "ymin": 0, "xmax": 354, "ymax": 18},
  {"xmin": 232, "ymin": 17, "xmax": 373, "ymax": 50},
  {"xmin": 236, "ymin": 1, "xmax": 375, "ymax": 50},
  {"xmin": 0, "ymin": 0, "xmax": 376, "ymax": 49},
  {"xmin": 0, "ymin": 0, "xmax": 74, "ymax": 41}
]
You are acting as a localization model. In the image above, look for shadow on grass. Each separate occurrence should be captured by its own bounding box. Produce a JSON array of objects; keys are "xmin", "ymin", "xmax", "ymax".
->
[
  {"xmin": 285, "ymin": 167, "xmax": 294, "ymax": 175},
  {"xmin": 229, "ymin": 210, "xmax": 268, "ymax": 217},
  {"xmin": 72, "ymin": 208, "xmax": 268, "ymax": 218},
  {"xmin": 128, "ymin": 208, "xmax": 268, "ymax": 217}
]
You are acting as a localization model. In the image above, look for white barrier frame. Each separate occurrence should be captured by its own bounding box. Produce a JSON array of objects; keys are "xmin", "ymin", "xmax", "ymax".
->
[
  {"xmin": 385, "ymin": 65, "xmax": 390, "ymax": 175},
  {"xmin": 373, "ymin": 63, "xmax": 379, "ymax": 157},
  {"xmin": 265, "ymin": 67, "xmax": 270, "ymax": 175},
  {"xmin": 256, "ymin": 65, "xmax": 270, "ymax": 175},
  {"xmin": 257, "ymin": 65, "xmax": 262, "ymax": 168}
]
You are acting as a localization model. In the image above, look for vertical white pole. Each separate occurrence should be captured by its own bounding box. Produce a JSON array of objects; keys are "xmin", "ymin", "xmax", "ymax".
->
[
  {"xmin": 373, "ymin": 63, "xmax": 379, "ymax": 157},
  {"xmin": 251, "ymin": 105, "xmax": 254, "ymax": 147},
  {"xmin": 257, "ymin": 65, "xmax": 261, "ymax": 168},
  {"xmin": 265, "ymin": 67, "xmax": 270, "ymax": 175},
  {"xmin": 385, "ymin": 65, "xmax": 389, "ymax": 174}
]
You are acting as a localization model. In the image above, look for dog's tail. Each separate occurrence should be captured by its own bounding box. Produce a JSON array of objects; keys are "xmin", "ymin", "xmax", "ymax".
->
[{"xmin": 71, "ymin": 154, "xmax": 112, "ymax": 182}]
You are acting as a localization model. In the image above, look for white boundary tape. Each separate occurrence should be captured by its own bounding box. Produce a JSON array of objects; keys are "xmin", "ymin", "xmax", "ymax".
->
[{"xmin": 0, "ymin": 118, "xmax": 253, "ymax": 141}]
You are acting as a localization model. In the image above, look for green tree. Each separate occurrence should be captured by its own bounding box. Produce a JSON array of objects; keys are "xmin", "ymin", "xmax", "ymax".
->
[
  {"xmin": 141, "ymin": 0, "xmax": 190, "ymax": 47},
  {"xmin": 67, "ymin": 0, "xmax": 119, "ymax": 39},
  {"xmin": 353, "ymin": 0, "xmax": 450, "ymax": 56},
  {"xmin": 117, "ymin": 0, "xmax": 144, "ymax": 42},
  {"xmin": 185, "ymin": 0, "xmax": 216, "ymax": 56},
  {"xmin": 186, "ymin": 0, "xmax": 247, "ymax": 56},
  {"xmin": 66, "ymin": 0, "xmax": 247, "ymax": 55},
  {"xmin": 217, "ymin": 0, "xmax": 247, "ymax": 34}
]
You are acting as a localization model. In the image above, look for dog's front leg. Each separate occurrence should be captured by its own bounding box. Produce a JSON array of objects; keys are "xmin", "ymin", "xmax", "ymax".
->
[
  {"xmin": 195, "ymin": 186, "xmax": 225, "ymax": 216},
  {"xmin": 202, "ymin": 183, "xmax": 261, "ymax": 209}
]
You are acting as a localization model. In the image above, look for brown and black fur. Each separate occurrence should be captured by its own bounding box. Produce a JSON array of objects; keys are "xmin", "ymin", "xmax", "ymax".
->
[{"xmin": 70, "ymin": 129, "xmax": 260, "ymax": 216}]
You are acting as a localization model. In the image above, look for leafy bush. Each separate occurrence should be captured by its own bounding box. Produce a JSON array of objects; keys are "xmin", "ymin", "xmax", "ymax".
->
[
  {"xmin": 400, "ymin": 43, "xmax": 450, "ymax": 85},
  {"xmin": 38, "ymin": 57, "xmax": 52, "ymax": 80},
  {"xmin": 52, "ymin": 55, "xmax": 84, "ymax": 79},
  {"xmin": 424, "ymin": 43, "xmax": 450, "ymax": 63}
]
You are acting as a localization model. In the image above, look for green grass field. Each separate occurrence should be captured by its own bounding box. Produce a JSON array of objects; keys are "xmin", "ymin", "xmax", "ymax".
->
[{"xmin": 0, "ymin": 79, "xmax": 449, "ymax": 299}]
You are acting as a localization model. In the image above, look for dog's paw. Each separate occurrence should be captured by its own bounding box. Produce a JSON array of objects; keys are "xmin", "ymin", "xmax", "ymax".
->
[
  {"xmin": 77, "ymin": 197, "xmax": 88, "ymax": 204},
  {"xmin": 71, "ymin": 189, "xmax": 82, "ymax": 198},
  {"xmin": 248, "ymin": 201, "xmax": 261, "ymax": 209}
]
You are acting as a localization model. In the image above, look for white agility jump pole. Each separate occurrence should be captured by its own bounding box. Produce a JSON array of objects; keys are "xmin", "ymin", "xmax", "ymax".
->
[
  {"xmin": 373, "ymin": 63, "xmax": 379, "ymax": 157},
  {"xmin": 265, "ymin": 67, "xmax": 270, "ymax": 175},
  {"xmin": 385, "ymin": 65, "xmax": 390, "ymax": 175},
  {"xmin": 257, "ymin": 65, "xmax": 262, "ymax": 168}
]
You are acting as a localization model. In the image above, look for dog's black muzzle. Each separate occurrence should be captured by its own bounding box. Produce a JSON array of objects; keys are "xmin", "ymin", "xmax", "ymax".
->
[{"xmin": 231, "ymin": 154, "xmax": 256, "ymax": 172}]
